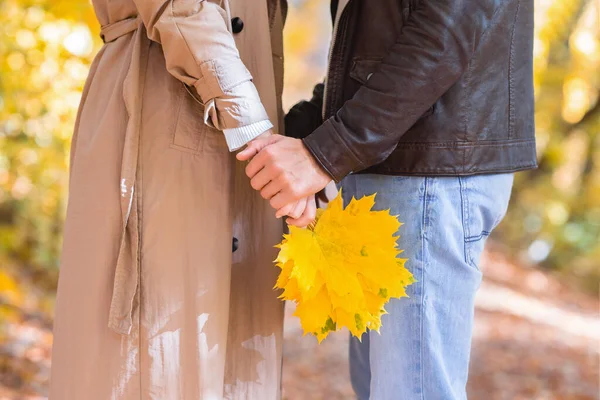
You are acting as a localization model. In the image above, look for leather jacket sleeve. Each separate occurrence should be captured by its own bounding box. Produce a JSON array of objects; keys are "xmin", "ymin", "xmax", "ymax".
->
[
  {"xmin": 303, "ymin": 0, "xmax": 501, "ymax": 182},
  {"xmin": 133, "ymin": 0, "xmax": 270, "ymax": 142},
  {"xmin": 285, "ymin": 83, "xmax": 324, "ymax": 139}
]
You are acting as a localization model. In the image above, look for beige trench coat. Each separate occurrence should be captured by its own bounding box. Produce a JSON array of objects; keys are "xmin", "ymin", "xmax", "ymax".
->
[{"xmin": 50, "ymin": 1, "xmax": 286, "ymax": 399}]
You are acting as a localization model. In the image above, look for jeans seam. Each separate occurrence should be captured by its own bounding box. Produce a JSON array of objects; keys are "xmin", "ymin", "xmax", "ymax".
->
[
  {"xmin": 419, "ymin": 177, "xmax": 430, "ymax": 400},
  {"xmin": 458, "ymin": 177, "xmax": 472, "ymax": 269}
]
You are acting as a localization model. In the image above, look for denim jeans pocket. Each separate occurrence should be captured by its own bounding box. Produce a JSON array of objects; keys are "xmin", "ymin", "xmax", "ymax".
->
[{"xmin": 459, "ymin": 174, "xmax": 514, "ymax": 269}]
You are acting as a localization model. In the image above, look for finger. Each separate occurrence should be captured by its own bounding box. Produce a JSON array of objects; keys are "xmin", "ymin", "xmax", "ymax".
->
[
  {"xmin": 260, "ymin": 179, "xmax": 283, "ymax": 200},
  {"xmin": 237, "ymin": 133, "xmax": 282, "ymax": 161},
  {"xmin": 250, "ymin": 164, "xmax": 276, "ymax": 191},
  {"xmin": 288, "ymin": 197, "xmax": 307, "ymax": 219},
  {"xmin": 278, "ymin": 200, "xmax": 303, "ymax": 220},
  {"xmin": 245, "ymin": 145, "xmax": 275, "ymax": 179},
  {"xmin": 287, "ymin": 197, "xmax": 317, "ymax": 228},
  {"xmin": 269, "ymin": 189, "xmax": 298, "ymax": 211},
  {"xmin": 275, "ymin": 202, "xmax": 295, "ymax": 219},
  {"xmin": 236, "ymin": 139, "xmax": 263, "ymax": 161}
]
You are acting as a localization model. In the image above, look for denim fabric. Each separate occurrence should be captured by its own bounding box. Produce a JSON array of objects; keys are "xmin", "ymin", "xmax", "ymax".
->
[{"xmin": 342, "ymin": 173, "xmax": 514, "ymax": 400}]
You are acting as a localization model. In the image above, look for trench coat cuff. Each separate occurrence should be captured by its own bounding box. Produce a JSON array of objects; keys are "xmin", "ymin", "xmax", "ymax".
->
[
  {"xmin": 203, "ymin": 81, "xmax": 271, "ymax": 136},
  {"xmin": 194, "ymin": 58, "xmax": 253, "ymax": 103},
  {"xmin": 224, "ymin": 120, "xmax": 273, "ymax": 151}
]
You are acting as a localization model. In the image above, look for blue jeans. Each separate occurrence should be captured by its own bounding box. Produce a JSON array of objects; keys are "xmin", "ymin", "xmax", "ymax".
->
[{"xmin": 342, "ymin": 174, "xmax": 514, "ymax": 400}]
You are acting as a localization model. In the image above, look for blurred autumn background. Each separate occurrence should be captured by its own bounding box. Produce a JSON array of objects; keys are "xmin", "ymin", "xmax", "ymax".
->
[{"xmin": 0, "ymin": 0, "xmax": 599, "ymax": 399}]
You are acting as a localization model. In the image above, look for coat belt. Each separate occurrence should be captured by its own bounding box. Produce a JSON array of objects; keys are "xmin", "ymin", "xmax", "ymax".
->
[
  {"xmin": 100, "ymin": 16, "xmax": 141, "ymax": 43},
  {"xmin": 100, "ymin": 16, "xmax": 150, "ymax": 335}
]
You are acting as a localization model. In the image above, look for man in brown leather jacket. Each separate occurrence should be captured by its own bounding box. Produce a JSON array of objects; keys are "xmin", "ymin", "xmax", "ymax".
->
[{"xmin": 239, "ymin": 0, "xmax": 536, "ymax": 398}]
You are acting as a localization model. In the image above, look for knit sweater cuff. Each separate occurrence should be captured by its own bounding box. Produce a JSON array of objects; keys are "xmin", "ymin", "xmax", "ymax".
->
[{"xmin": 223, "ymin": 120, "xmax": 273, "ymax": 151}]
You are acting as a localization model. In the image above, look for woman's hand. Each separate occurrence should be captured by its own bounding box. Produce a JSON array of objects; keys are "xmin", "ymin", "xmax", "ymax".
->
[{"xmin": 281, "ymin": 195, "xmax": 317, "ymax": 228}]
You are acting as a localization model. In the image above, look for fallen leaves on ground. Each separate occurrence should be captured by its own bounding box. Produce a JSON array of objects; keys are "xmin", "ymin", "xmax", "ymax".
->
[{"xmin": 1, "ymin": 247, "xmax": 599, "ymax": 399}]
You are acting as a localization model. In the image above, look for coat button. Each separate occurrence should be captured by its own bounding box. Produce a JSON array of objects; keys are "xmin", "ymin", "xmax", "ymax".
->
[
  {"xmin": 231, "ymin": 17, "xmax": 244, "ymax": 34},
  {"xmin": 232, "ymin": 237, "xmax": 239, "ymax": 253}
]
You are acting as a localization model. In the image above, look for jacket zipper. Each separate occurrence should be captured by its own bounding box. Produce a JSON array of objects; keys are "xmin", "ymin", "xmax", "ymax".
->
[{"xmin": 322, "ymin": 0, "xmax": 353, "ymax": 119}]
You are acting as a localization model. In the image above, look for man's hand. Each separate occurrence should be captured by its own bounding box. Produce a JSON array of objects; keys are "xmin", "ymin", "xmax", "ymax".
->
[{"xmin": 236, "ymin": 134, "xmax": 331, "ymax": 210}]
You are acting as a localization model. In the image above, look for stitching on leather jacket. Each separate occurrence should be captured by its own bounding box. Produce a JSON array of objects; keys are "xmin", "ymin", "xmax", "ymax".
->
[{"xmin": 508, "ymin": 0, "xmax": 522, "ymax": 140}]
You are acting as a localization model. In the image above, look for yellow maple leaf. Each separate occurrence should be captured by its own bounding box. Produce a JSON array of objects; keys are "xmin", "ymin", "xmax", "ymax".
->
[{"xmin": 275, "ymin": 190, "xmax": 414, "ymax": 342}]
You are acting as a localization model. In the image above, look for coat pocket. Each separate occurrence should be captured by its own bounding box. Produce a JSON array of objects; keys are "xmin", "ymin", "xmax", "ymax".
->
[{"xmin": 170, "ymin": 85, "xmax": 229, "ymax": 154}]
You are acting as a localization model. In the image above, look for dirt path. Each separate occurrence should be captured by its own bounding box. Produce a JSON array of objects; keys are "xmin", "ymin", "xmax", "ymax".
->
[
  {"xmin": 1, "ymin": 249, "xmax": 599, "ymax": 399},
  {"xmin": 281, "ymin": 250, "xmax": 600, "ymax": 400}
]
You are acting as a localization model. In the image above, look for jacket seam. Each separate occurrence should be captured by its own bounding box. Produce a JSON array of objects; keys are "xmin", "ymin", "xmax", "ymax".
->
[
  {"xmin": 462, "ymin": 50, "xmax": 474, "ymax": 143},
  {"xmin": 508, "ymin": 0, "xmax": 521, "ymax": 140},
  {"xmin": 459, "ymin": 0, "xmax": 506, "ymax": 145},
  {"xmin": 365, "ymin": 163, "xmax": 538, "ymax": 175},
  {"xmin": 472, "ymin": 2, "xmax": 507, "ymax": 56},
  {"xmin": 392, "ymin": 139, "xmax": 536, "ymax": 149}
]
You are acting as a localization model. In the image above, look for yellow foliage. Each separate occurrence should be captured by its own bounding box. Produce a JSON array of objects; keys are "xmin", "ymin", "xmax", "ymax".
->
[
  {"xmin": 275, "ymin": 191, "xmax": 414, "ymax": 342},
  {"xmin": 0, "ymin": 270, "xmax": 24, "ymax": 322},
  {"xmin": 0, "ymin": 0, "xmax": 100, "ymax": 275},
  {"xmin": 0, "ymin": 271, "xmax": 22, "ymax": 305}
]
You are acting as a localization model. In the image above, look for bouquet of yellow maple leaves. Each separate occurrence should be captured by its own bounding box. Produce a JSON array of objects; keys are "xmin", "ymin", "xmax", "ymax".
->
[{"xmin": 274, "ymin": 191, "xmax": 414, "ymax": 342}]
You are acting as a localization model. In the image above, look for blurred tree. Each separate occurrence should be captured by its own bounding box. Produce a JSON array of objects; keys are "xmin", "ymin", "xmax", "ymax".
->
[
  {"xmin": 1, "ymin": 0, "xmax": 597, "ymax": 395},
  {"xmin": 282, "ymin": 0, "xmax": 331, "ymax": 109},
  {"xmin": 0, "ymin": 0, "xmax": 100, "ymax": 319},
  {"xmin": 0, "ymin": 0, "xmax": 599, "ymax": 331},
  {"xmin": 497, "ymin": 0, "xmax": 600, "ymax": 292}
]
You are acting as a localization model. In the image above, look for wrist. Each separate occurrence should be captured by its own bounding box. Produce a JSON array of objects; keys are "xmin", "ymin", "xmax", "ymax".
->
[
  {"xmin": 250, "ymin": 128, "xmax": 274, "ymax": 143},
  {"xmin": 223, "ymin": 120, "xmax": 273, "ymax": 151},
  {"xmin": 302, "ymin": 139, "xmax": 336, "ymax": 182}
]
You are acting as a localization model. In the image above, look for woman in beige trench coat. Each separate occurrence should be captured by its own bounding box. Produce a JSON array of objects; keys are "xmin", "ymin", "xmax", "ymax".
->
[{"xmin": 50, "ymin": 1, "xmax": 287, "ymax": 399}]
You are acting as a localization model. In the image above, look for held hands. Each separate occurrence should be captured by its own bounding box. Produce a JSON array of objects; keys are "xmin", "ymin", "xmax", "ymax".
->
[
  {"xmin": 237, "ymin": 133, "xmax": 331, "ymax": 227},
  {"xmin": 277, "ymin": 195, "xmax": 317, "ymax": 227}
]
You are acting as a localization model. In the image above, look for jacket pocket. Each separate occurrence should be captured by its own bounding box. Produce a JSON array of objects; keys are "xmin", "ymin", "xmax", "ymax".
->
[
  {"xmin": 170, "ymin": 85, "xmax": 228, "ymax": 154},
  {"xmin": 350, "ymin": 57, "xmax": 435, "ymax": 119},
  {"xmin": 349, "ymin": 57, "xmax": 383, "ymax": 84}
]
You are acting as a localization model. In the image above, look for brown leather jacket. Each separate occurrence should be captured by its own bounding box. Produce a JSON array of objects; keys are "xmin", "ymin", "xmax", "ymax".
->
[{"xmin": 286, "ymin": 0, "xmax": 537, "ymax": 182}]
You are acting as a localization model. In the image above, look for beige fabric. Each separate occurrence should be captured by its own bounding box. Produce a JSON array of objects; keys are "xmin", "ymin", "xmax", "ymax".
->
[{"xmin": 49, "ymin": 1, "xmax": 285, "ymax": 399}]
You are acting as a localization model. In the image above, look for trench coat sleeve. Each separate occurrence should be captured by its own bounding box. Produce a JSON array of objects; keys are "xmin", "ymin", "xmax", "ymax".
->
[{"xmin": 133, "ymin": 0, "xmax": 272, "ymax": 150}]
